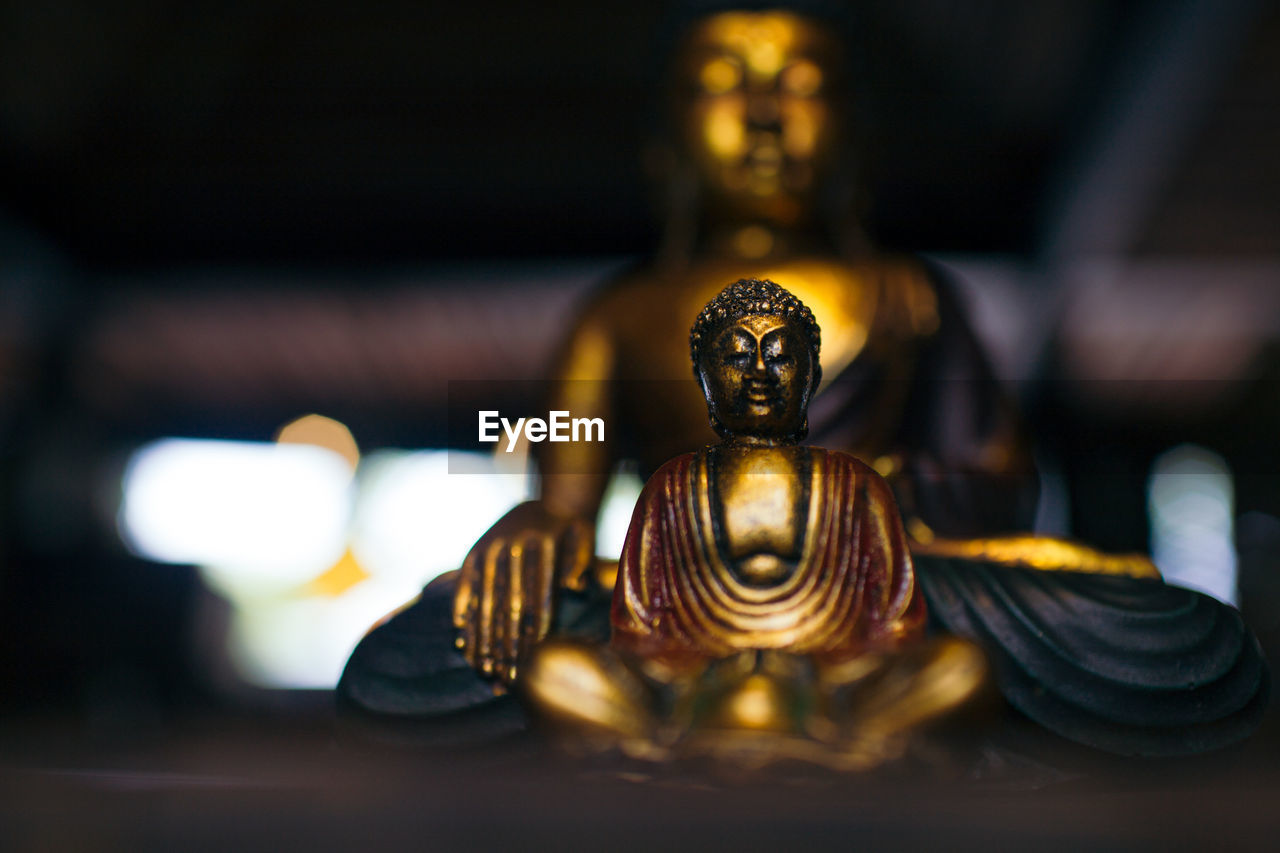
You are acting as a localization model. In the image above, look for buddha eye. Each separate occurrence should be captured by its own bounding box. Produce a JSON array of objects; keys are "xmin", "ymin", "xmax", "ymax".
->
[
  {"xmin": 766, "ymin": 353, "xmax": 794, "ymax": 369},
  {"xmin": 721, "ymin": 331, "xmax": 755, "ymax": 366},
  {"xmin": 762, "ymin": 332, "xmax": 792, "ymax": 364},
  {"xmin": 780, "ymin": 59, "xmax": 823, "ymax": 97},
  {"xmin": 699, "ymin": 56, "xmax": 743, "ymax": 95}
]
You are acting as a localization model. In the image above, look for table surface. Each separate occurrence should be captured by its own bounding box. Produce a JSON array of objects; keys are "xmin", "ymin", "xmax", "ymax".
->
[{"xmin": 3, "ymin": 703, "xmax": 1280, "ymax": 852}]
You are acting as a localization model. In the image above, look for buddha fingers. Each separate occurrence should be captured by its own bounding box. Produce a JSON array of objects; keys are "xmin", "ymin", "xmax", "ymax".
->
[
  {"xmin": 476, "ymin": 538, "xmax": 508, "ymax": 677},
  {"xmin": 527, "ymin": 536, "xmax": 557, "ymax": 666},
  {"xmin": 451, "ymin": 547, "xmax": 478, "ymax": 659},
  {"xmin": 504, "ymin": 540, "xmax": 525, "ymax": 681},
  {"xmin": 495, "ymin": 534, "xmax": 558, "ymax": 682},
  {"xmin": 556, "ymin": 516, "xmax": 595, "ymax": 592},
  {"xmin": 454, "ymin": 516, "xmax": 594, "ymax": 684}
]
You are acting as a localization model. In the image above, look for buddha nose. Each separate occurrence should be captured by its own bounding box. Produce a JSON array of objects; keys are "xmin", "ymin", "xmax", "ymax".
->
[
  {"xmin": 746, "ymin": 91, "xmax": 781, "ymax": 132},
  {"xmin": 753, "ymin": 345, "xmax": 768, "ymax": 374}
]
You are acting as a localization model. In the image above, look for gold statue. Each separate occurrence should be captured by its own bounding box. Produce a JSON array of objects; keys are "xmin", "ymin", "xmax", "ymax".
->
[
  {"xmin": 612, "ymin": 281, "xmax": 923, "ymax": 664},
  {"xmin": 337, "ymin": 11, "xmax": 1266, "ymax": 762},
  {"xmin": 339, "ymin": 279, "xmax": 1266, "ymax": 762},
  {"xmin": 520, "ymin": 279, "xmax": 989, "ymax": 768},
  {"xmin": 454, "ymin": 8, "xmax": 1036, "ymax": 683}
]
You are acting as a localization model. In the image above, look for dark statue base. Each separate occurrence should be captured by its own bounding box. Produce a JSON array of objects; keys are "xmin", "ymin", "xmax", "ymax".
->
[
  {"xmin": 336, "ymin": 576, "xmax": 610, "ymax": 749},
  {"xmin": 338, "ymin": 558, "xmax": 1267, "ymax": 758}
]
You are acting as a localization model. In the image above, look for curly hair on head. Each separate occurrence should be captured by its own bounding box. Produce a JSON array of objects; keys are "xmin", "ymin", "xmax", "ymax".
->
[{"xmin": 689, "ymin": 278, "xmax": 821, "ymax": 376}]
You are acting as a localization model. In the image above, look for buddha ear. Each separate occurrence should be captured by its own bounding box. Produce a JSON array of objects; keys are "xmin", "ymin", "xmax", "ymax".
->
[
  {"xmin": 810, "ymin": 360, "xmax": 823, "ymax": 394},
  {"xmin": 695, "ymin": 364, "xmax": 710, "ymax": 398},
  {"xmin": 708, "ymin": 410, "xmax": 730, "ymax": 439}
]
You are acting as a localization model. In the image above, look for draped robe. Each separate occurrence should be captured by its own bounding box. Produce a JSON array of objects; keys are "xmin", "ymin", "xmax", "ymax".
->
[{"xmin": 612, "ymin": 447, "xmax": 925, "ymax": 666}]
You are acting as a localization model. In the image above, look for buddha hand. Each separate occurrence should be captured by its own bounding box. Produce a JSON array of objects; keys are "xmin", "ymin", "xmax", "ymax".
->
[{"xmin": 452, "ymin": 501, "xmax": 595, "ymax": 684}]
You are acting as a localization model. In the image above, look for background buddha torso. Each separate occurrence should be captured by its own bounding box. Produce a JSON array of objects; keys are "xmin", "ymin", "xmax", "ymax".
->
[{"xmin": 548, "ymin": 254, "xmax": 1035, "ymax": 537}]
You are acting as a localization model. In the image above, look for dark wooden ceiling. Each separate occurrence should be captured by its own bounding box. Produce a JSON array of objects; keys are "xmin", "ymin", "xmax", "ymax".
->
[{"xmin": 10, "ymin": 0, "xmax": 1258, "ymax": 267}]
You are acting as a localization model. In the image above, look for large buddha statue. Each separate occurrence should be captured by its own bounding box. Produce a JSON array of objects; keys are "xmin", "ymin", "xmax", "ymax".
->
[
  {"xmin": 340, "ymin": 280, "xmax": 1267, "ymax": 764},
  {"xmin": 451, "ymin": 6, "xmax": 1036, "ymax": 686}
]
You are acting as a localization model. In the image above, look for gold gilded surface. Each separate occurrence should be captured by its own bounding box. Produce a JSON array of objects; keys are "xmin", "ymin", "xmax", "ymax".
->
[
  {"xmin": 516, "ymin": 280, "xmax": 988, "ymax": 770},
  {"xmin": 673, "ymin": 12, "xmax": 844, "ymax": 220},
  {"xmin": 714, "ymin": 446, "xmax": 807, "ymax": 584},
  {"xmin": 521, "ymin": 639, "xmax": 989, "ymax": 771},
  {"xmin": 711, "ymin": 674, "xmax": 796, "ymax": 732},
  {"xmin": 912, "ymin": 535, "xmax": 1162, "ymax": 579},
  {"xmin": 614, "ymin": 446, "xmax": 920, "ymax": 657},
  {"xmin": 452, "ymin": 8, "xmax": 1026, "ymax": 685},
  {"xmin": 570, "ymin": 256, "xmax": 944, "ymax": 484},
  {"xmin": 611, "ymin": 281, "xmax": 923, "ymax": 665},
  {"xmin": 592, "ymin": 559, "xmax": 619, "ymax": 594},
  {"xmin": 520, "ymin": 640, "xmax": 656, "ymax": 740},
  {"xmin": 838, "ymin": 635, "xmax": 990, "ymax": 740},
  {"xmin": 451, "ymin": 503, "xmax": 593, "ymax": 684}
]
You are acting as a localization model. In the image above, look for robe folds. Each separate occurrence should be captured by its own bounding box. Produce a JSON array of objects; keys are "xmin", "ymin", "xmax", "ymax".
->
[{"xmin": 612, "ymin": 448, "xmax": 925, "ymax": 665}]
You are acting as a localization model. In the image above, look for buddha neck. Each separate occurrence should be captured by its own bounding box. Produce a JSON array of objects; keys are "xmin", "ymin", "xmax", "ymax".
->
[
  {"xmin": 697, "ymin": 221, "xmax": 834, "ymax": 263},
  {"xmin": 657, "ymin": 205, "xmax": 873, "ymax": 270}
]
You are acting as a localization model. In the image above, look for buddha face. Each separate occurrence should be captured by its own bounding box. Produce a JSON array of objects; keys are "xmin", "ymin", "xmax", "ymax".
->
[
  {"xmin": 698, "ymin": 313, "xmax": 817, "ymax": 441},
  {"xmin": 669, "ymin": 11, "xmax": 846, "ymax": 224}
]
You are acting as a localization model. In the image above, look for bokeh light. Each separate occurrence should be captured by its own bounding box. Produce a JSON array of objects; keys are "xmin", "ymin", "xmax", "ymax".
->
[
  {"xmin": 120, "ymin": 436, "xmax": 534, "ymax": 688},
  {"xmin": 119, "ymin": 439, "xmax": 354, "ymax": 591},
  {"xmin": 1148, "ymin": 444, "xmax": 1237, "ymax": 605}
]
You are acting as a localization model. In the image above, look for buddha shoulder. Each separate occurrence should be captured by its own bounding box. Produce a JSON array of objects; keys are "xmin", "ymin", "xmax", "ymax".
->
[
  {"xmin": 857, "ymin": 254, "xmax": 941, "ymax": 340},
  {"xmin": 566, "ymin": 269, "xmax": 703, "ymax": 346},
  {"xmin": 810, "ymin": 447, "xmax": 905, "ymax": 505}
]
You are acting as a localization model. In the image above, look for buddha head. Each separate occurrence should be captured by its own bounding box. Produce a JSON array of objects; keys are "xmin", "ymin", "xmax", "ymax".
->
[
  {"xmin": 690, "ymin": 278, "xmax": 821, "ymax": 442},
  {"xmin": 662, "ymin": 7, "xmax": 849, "ymax": 229}
]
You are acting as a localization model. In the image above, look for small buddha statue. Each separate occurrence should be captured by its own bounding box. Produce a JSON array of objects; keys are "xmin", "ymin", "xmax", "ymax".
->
[
  {"xmin": 610, "ymin": 278, "xmax": 925, "ymax": 665},
  {"xmin": 339, "ymin": 280, "xmax": 1266, "ymax": 764},
  {"xmin": 452, "ymin": 6, "xmax": 1036, "ymax": 686},
  {"xmin": 519, "ymin": 279, "xmax": 988, "ymax": 767}
]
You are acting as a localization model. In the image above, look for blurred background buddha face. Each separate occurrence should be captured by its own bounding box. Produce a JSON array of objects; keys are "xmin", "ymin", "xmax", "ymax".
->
[
  {"xmin": 670, "ymin": 11, "xmax": 846, "ymax": 224},
  {"xmin": 700, "ymin": 314, "xmax": 815, "ymax": 440}
]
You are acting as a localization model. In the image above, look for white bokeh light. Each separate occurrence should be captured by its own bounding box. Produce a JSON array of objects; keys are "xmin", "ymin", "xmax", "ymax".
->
[
  {"xmin": 595, "ymin": 467, "xmax": 645, "ymax": 559},
  {"xmin": 228, "ymin": 577, "xmax": 424, "ymax": 689},
  {"xmin": 1148, "ymin": 444, "xmax": 1237, "ymax": 605},
  {"xmin": 350, "ymin": 451, "xmax": 531, "ymax": 586},
  {"xmin": 120, "ymin": 439, "xmax": 354, "ymax": 594},
  {"xmin": 120, "ymin": 441, "xmax": 536, "ymax": 688}
]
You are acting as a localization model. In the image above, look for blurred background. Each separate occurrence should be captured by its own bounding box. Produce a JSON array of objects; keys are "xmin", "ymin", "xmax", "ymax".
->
[{"xmin": 0, "ymin": 0, "xmax": 1277, "ymax": 734}]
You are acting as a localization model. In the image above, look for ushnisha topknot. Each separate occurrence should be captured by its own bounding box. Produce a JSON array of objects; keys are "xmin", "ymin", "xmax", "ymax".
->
[{"xmin": 689, "ymin": 278, "xmax": 821, "ymax": 375}]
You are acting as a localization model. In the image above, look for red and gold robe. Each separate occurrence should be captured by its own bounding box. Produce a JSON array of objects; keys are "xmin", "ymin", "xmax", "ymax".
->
[{"xmin": 611, "ymin": 448, "xmax": 925, "ymax": 666}]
